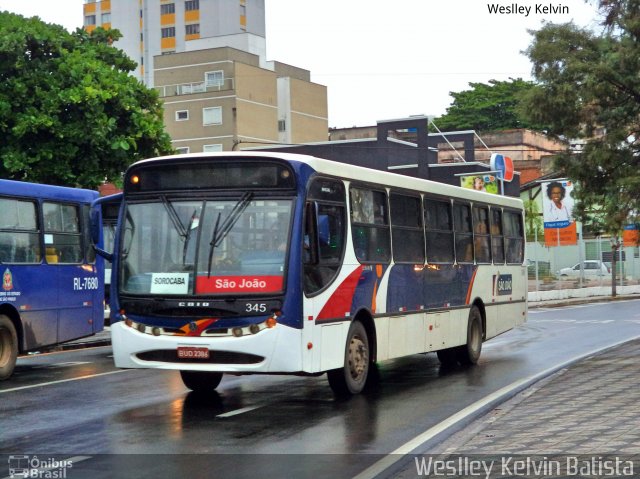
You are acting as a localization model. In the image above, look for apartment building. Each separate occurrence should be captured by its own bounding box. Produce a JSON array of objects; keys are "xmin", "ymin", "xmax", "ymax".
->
[
  {"xmin": 84, "ymin": 0, "xmax": 328, "ymax": 152},
  {"xmin": 83, "ymin": 0, "xmax": 266, "ymax": 86},
  {"xmin": 155, "ymin": 47, "xmax": 328, "ymax": 153}
]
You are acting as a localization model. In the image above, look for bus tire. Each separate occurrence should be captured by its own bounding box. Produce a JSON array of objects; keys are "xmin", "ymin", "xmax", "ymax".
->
[
  {"xmin": 180, "ymin": 370, "xmax": 223, "ymax": 392},
  {"xmin": 0, "ymin": 315, "xmax": 18, "ymax": 381},
  {"xmin": 327, "ymin": 320, "xmax": 370, "ymax": 396},
  {"xmin": 456, "ymin": 306, "xmax": 483, "ymax": 365}
]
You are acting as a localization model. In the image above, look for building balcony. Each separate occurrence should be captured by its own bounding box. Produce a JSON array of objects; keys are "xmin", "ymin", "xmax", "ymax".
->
[{"xmin": 155, "ymin": 78, "xmax": 235, "ymax": 97}]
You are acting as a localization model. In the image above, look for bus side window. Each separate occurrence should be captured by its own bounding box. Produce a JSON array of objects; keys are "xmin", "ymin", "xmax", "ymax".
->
[
  {"xmin": 350, "ymin": 187, "xmax": 390, "ymax": 264},
  {"xmin": 0, "ymin": 197, "xmax": 41, "ymax": 264},
  {"xmin": 43, "ymin": 202, "xmax": 83, "ymax": 264},
  {"xmin": 504, "ymin": 210, "xmax": 524, "ymax": 264},
  {"xmin": 453, "ymin": 202, "xmax": 473, "ymax": 264},
  {"xmin": 473, "ymin": 205, "xmax": 491, "ymax": 264},
  {"xmin": 424, "ymin": 198, "xmax": 454, "ymax": 264},
  {"xmin": 304, "ymin": 202, "xmax": 346, "ymax": 295},
  {"xmin": 491, "ymin": 209, "xmax": 505, "ymax": 264},
  {"xmin": 390, "ymin": 192, "xmax": 425, "ymax": 264},
  {"xmin": 304, "ymin": 178, "xmax": 347, "ymax": 295}
]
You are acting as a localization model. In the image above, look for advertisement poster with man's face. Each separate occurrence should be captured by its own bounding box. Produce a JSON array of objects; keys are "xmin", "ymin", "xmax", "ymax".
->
[{"xmin": 542, "ymin": 180, "xmax": 577, "ymax": 246}]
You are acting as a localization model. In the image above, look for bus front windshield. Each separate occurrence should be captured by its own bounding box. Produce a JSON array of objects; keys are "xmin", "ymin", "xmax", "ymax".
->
[{"xmin": 120, "ymin": 197, "xmax": 292, "ymax": 296}]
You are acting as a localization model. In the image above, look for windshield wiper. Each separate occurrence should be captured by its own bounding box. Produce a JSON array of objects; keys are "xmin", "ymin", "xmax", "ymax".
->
[
  {"xmin": 207, "ymin": 212, "xmax": 222, "ymax": 278},
  {"xmin": 206, "ymin": 192, "xmax": 253, "ymax": 278},
  {"xmin": 161, "ymin": 196, "xmax": 187, "ymax": 239},
  {"xmin": 182, "ymin": 208, "xmax": 199, "ymax": 265}
]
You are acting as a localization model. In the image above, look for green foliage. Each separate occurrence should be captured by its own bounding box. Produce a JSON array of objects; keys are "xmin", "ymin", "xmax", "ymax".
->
[
  {"xmin": 433, "ymin": 78, "xmax": 550, "ymax": 132},
  {"xmin": 523, "ymin": 199, "xmax": 544, "ymax": 242},
  {"xmin": 0, "ymin": 12, "xmax": 173, "ymax": 188},
  {"xmin": 522, "ymin": 1, "xmax": 640, "ymax": 240}
]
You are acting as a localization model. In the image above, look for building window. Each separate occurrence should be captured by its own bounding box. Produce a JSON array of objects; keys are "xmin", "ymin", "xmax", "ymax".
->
[
  {"xmin": 84, "ymin": 15, "xmax": 96, "ymax": 26},
  {"xmin": 161, "ymin": 27, "xmax": 176, "ymax": 38},
  {"xmin": 185, "ymin": 23, "xmax": 200, "ymax": 35},
  {"xmin": 176, "ymin": 147, "xmax": 190, "ymax": 154},
  {"xmin": 203, "ymin": 144, "xmax": 223, "ymax": 152},
  {"xmin": 205, "ymin": 71, "xmax": 224, "ymax": 88},
  {"xmin": 160, "ymin": 3, "xmax": 175, "ymax": 14},
  {"xmin": 203, "ymin": 107, "xmax": 222, "ymax": 126},
  {"xmin": 101, "ymin": 13, "xmax": 111, "ymax": 23},
  {"xmin": 175, "ymin": 110, "xmax": 189, "ymax": 121},
  {"xmin": 185, "ymin": 0, "xmax": 199, "ymax": 11}
]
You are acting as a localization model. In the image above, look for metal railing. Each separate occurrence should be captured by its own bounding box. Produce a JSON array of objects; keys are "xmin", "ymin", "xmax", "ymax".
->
[
  {"xmin": 526, "ymin": 238, "xmax": 640, "ymax": 296},
  {"xmin": 155, "ymin": 78, "xmax": 235, "ymax": 98}
]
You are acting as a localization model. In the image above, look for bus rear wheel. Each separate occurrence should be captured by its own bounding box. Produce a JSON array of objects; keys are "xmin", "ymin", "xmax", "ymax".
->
[
  {"xmin": 0, "ymin": 315, "xmax": 18, "ymax": 381},
  {"xmin": 327, "ymin": 320, "xmax": 370, "ymax": 396},
  {"xmin": 180, "ymin": 370, "xmax": 223, "ymax": 392},
  {"xmin": 456, "ymin": 306, "xmax": 483, "ymax": 365}
]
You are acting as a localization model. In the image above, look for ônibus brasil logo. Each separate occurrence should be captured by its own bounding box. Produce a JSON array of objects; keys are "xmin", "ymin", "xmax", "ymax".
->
[{"xmin": 3, "ymin": 268, "xmax": 13, "ymax": 291}]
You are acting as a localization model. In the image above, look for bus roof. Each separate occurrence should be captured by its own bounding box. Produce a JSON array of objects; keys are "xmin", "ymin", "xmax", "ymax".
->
[
  {"xmin": 0, "ymin": 179, "xmax": 98, "ymax": 203},
  {"xmin": 129, "ymin": 152, "xmax": 523, "ymax": 209}
]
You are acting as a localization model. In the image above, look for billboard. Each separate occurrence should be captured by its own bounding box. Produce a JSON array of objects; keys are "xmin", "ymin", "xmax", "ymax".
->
[
  {"xmin": 460, "ymin": 174, "xmax": 499, "ymax": 194},
  {"xmin": 542, "ymin": 180, "xmax": 577, "ymax": 246}
]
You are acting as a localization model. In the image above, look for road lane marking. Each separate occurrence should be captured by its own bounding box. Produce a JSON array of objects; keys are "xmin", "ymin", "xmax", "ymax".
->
[
  {"xmin": 353, "ymin": 333, "xmax": 640, "ymax": 479},
  {"xmin": 216, "ymin": 405, "xmax": 264, "ymax": 418},
  {"xmin": 0, "ymin": 370, "xmax": 129, "ymax": 394}
]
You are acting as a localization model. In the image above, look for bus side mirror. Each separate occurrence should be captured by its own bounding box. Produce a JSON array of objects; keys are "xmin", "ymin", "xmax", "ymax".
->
[{"xmin": 90, "ymin": 207, "xmax": 114, "ymax": 262}]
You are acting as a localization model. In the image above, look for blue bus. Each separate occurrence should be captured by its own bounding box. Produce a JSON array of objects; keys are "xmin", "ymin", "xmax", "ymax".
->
[
  {"xmin": 0, "ymin": 179, "xmax": 105, "ymax": 380},
  {"xmin": 99, "ymin": 152, "xmax": 526, "ymax": 395}
]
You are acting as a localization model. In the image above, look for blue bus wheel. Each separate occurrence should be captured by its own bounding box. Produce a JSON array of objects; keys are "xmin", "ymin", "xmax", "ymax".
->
[{"xmin": 0, "ymin": 315, "xmax": 18, "ymax": 381}]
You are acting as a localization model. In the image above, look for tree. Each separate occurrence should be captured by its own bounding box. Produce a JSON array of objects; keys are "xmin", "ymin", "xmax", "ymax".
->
[
  {"xmin": 523, "ymin": 199, "xmax": 544, "ymax": 242},
  {"xmin": 521, "ymin": 0, "xmax": 640, "ymax": 296},
  {"xmin": 0, "ymin": 13, "xmax": 173, "ymax": 188},
  {"xmin": 432, "ymin": 78, "xmax": 550, "ymax": 132}
]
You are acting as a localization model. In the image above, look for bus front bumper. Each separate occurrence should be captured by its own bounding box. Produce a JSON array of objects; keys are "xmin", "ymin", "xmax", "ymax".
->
[{"xmin": 110, "ymin": 321, "xmax": 303, "ymax": 373}]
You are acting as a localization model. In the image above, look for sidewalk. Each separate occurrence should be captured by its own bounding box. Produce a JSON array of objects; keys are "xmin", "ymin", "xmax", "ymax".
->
[
  {"xmin": 394, "ymin": 337, "xmax": 640, "ymax": 478},
  {"xmin": 433, "ymin": 338, "xmax": 640, "ymax": 456}
]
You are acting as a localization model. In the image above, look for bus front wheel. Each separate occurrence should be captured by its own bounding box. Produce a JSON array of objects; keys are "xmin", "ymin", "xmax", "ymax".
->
[
  {"xmin": 180, "ymin": 370, "xmax": 223, "ymax": 392},
  {"xmin": 456, "ymin": 306, "xmax": 483, "ymax": 365},
  {"xmin": 327, "ymin": 320, "xmax": 370, "ymax": 396},
  {"xmin": 0, "ymin": 315, "xmax": 18, "ymax": 381}
]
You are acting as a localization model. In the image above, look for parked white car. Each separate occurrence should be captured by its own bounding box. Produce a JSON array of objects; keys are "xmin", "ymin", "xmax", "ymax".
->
[{"xmin": 557, "ymin": 260, "xmax": 611, "ymax": 278}]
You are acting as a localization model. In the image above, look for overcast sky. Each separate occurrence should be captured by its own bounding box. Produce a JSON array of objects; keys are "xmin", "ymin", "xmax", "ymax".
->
[{"xmin": 0, "ymin": 0, "xmax": 601, "ymax": 128}]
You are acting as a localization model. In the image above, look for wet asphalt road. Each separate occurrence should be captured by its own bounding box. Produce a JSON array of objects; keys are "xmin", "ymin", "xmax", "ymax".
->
[{"xmin": 1, "ymin": 300, "xmax": 639, "ymax": 478}]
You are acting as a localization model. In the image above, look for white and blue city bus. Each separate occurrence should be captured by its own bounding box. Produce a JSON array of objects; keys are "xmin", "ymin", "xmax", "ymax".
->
[
  {"xmin": 0, "ymin": 179, "xmax": 104, "ymax": 380},
  {"xmin": 102, "ymin": 152, "xmax": 526, "ymax": 395}
]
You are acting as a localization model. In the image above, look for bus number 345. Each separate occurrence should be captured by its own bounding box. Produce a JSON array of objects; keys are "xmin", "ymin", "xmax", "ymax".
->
[
  {"xmin": 245, "ymin": 303, "xmax": 267, "ymax": 313},
  {"xmin": 73, "ymin": 277, "xmax": 99, "ymax": 291}
]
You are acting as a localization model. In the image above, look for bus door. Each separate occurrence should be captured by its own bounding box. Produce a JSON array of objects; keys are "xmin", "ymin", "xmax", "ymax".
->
[
  {"xmin": 42, "ymin": 201, "xmax": 102, "ymax": 342},
  {"xmin": 91, "ymin": 194, "xmax": 122, "ymax": 323}
]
